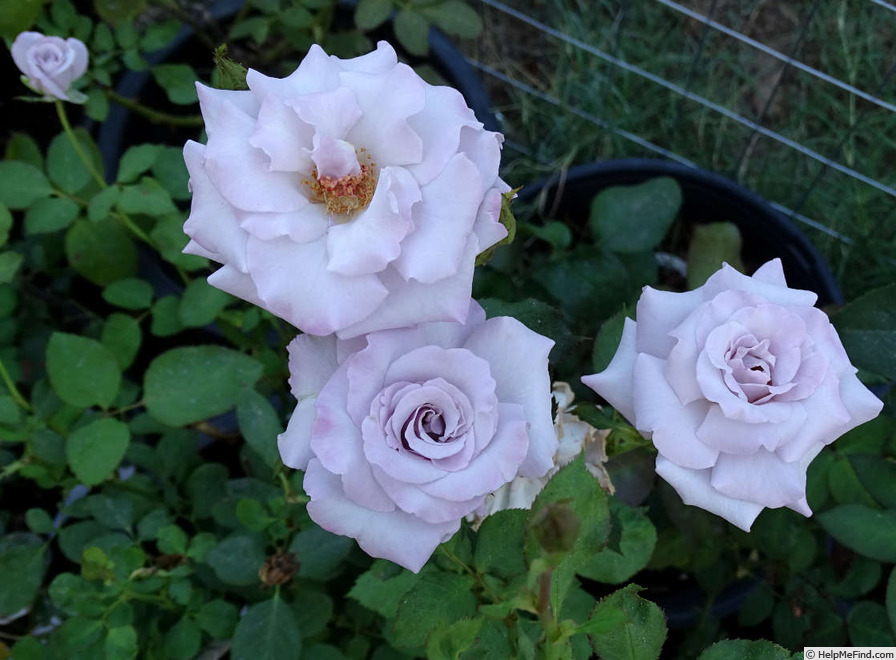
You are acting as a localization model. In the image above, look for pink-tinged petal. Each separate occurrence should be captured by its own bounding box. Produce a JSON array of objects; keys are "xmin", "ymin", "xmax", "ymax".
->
[
  {"xmin": 11, "ymin": 32, "xmax": 44, "ymax": 73},
  {"xmin": 345, "ymin": 329, "xmax": 428, "ymax": 425},
  {"xmin": 310, "ymin": 364, "xmax": 363, "ymax": 472},
  {"xmin": 196, "ymin": 84, "xmax": 259, "ymax": 136},
  {"xmin": 697, "ymin": 404, "xmax": 807, "ymax": 455},
  {"xmin": 405, "ymin": 84, "xmax": 479, "ymax": 185},
  {"xmin": 751, "ymin": 258, "xmax": 788, "ymax": 286},
  {"xmin": 393, "ymin": 153, "xmax": 484, "ymax": 284},
  {"xmin": 633, "ymin": 353, "xmax": 719, "ymax": 469},
  {"xmin": 246, "ymin": 45, "xmax": 340, "ymax": 99},
  {"xmin": 788, "ymin": 497, "xmax": 813, "ymax": 517},
  {"xmin": 701, "ymin": 262, "xmax": 817, "ymax": 308},
  {"xmin": 182, "ymin": 240, "xmax": 215, "ymax": 260},
  {"xmin": 457, "ymin": 125, "xmax": 503, "ymax": 190},
  {"xmin": 246, "ymin": 235, "xmax": 388, "ymax": 335},
  {"xmin": 304, "ymin": 459, "xmax": 456, "ymax": 573},
  {"xmin": 204, "ymin": 101, "xmax": 307, "ymax": 213},
  {"xmin": 343, "ymin": 63, "xmax": 425, "ymax": 166},
  {"xmin": 635, "ymin": 286, "xmax": 705, "ymax": 358},
  {"xmin": 334, "ymin": 41, "xmax": 398, "ymax": 73},
  {"xmin": 664, "ymin": 308, "xmax": 707, "ymax": 406},
  {"xmin": 370, "ymin": 462, "xmax": 483, "ymax": 523},
  {"xmin": 290, "ymin": 88, "xmax": 362, "ymax": 141},
  {"xmin": 582, "ymin": 318, "xmax": 638, "ymax": 423},
  {"xmin": 362, "ymin": 414, "xmax": 449, "ymax": 485},
  {"xmin": 795, "ymin": 306, "xmax": 852, "ymax": 375},
  {"xmin": 182, "ymin": 140, "xmax": 251, "ymax": 270},
  {"xmin": 312, "ymin": 136, "xmax": 360, "ymax": 178},
  {"xmin": 336, "ymin": 241, "xmax": 477, "ymax": 339},
  {"xmin": 472, "ymin": 184, "xmax": 510, "ymax": 253},
  {"xmin": 286, "ymin": 334, "xmax": 338, "ymax": 398},
  {"xmin": 420, "ymin": 403, "xmax": 528, "ymax": 501},
  {"xmin": 696, "ymin": 348, "xmax": 791, "ymax": 423},
  {"xmin": 66, "ymin": 37, "xmax": 89, "ymax": 79},
  {"xmin": 238, "ymin": 204, "xmax": 331, "ymax": 243},
  {"xmin": 326, "ymin": 167, "xmax": 419, "ymax": 277},
  {"xmin": 278, "ymin": 397, "xmax": 316, "ymax": 470},
  {"xmin": 656, "ymin": 456, "xmax": 764, "ymax": 531},
  {"xmin": 248, "ymin": 94, "xmax": 315, "ymax": 173},
  {"xmin": 839, "ymin": 369, "xmax": 884, "ymax": 429},
  {"xmin": 207, "ymin": 264, "xmax": 265, "ymax": 308},
  {"xmin": 710, "ymin": 448, "xmax": 806, "ymax": 509},
  {"xmin": 463, "ymin": 317, "xmax": 556, "ymax": 478}
]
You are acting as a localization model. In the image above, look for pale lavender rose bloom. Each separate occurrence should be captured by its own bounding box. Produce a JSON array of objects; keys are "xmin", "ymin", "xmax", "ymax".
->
[
  {"xmin": 278, "ymin": 302, "xmax": 556, "ymax": 572},
  {"xmin": 11, "ymin": 31, "xmax": 89, "ymax": 102},
  {"xmin": 182, "ymin": 41, "xmax": 509, "ymax": 338},
  {"xmin": 582, "ymin": 259, "xmax": 882, "ymax": 531}
]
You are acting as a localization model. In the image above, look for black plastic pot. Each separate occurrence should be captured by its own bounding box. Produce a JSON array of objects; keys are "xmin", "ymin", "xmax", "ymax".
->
[
  {"xmin": 517, "ymin": 158, "xmax": 842, "ymax": 306},
  {"xmin": 96, "ymin": 0, "xmax": 498, "ymax": 181}
]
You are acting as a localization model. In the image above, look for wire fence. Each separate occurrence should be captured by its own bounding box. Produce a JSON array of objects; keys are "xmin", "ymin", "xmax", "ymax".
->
[{"xmin": 467, "ymin": 0, "xmax": 896, "ymax": 289}]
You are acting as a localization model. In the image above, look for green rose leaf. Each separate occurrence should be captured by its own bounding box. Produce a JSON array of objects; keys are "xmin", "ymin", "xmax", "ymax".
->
[
  {"xmin": 589, "ymin": 584, "xmax": 667, "ymax": 660},
  {"xmin": 391, "ymin": 568, "xmax": 477, "ymax": 648},
  {"xmin": 88, "ymin": 186, "xmax": 121, "ymax": 222},
  {"xmin": 205, "ymin": 533, "xmax": 266, "ymax": 586},
  {"xmin": 24, "ymin": 197, "xmax": 80, "ymax": 234},
  {"xmin": 47, "ymin": 332, "xmax": 121, "ymax": 408},
  {"xmin": 426, "ymin": 617, "xmax": 484, "ymax": 660},
  {"xmin": 348, "ymin": 559, "xmax": 422, "ymax": 619},
  {"xmin": 831, "ymin": 282, "xmax": 896, "ymax": 380},
  {"xmin": 144, "ymin": 346, "xmax": 263, "ymax": 426},
  {"xmin": 101, "ymin": 313, "xmax": 142, "ymax": 369},
  {"xmin": 105, "ymin": 625, "xmax": 138, "ymax": 660},
  {"xmin": 817, "ymin": 505, "xmax": 896, "ymax": 562},
  {"xmin": 94, "ymin": 0, "xmax": 146, "ymax": 24},
  {"xmin": 103, "ymin": 278, "xmax": 154, "ymax": 310},
  {"xmin": 696, "ymin": 639, "xmax": 794, "ymax": 660},
  {"xmin": 231, "ymin": 595, "xmax": 302, "ymax": 660},
  {"xmin": 419, "ymin": 0, "xmax": 483, "ymax": 39},
  {"xmin": 289, "ymin": 525, "xmax": 353, "ymax": 581},
  {"xmin": 393, "ymin": 10, "xmax": 429, "ymax": 56},
  {"xmin": 236, "ymin": 389, "xmax": 283, "ymax": 468},
  {"xmin": 195, "ymin": 599, "xmax": 239, "ymax": 639},
  {"xmin": 164, "ymin": 617, "xmax": 202, "ymax": 660},
  {"xmin": 25, "ymin": 508, "xmax": 54, "ymax": 534},
  {"xmin": 0, "ymin": 251, "xmax": 23, "ymax": 284},
  {"xmin": 849, "ymin": 454, "xmax": 896, "ymax": 508},
  {"xmin": 590, "ymin": 177, "xmax": 682, "ymax": 254},
  {"xmin": 47, "ymin": 130, "xmax": 96, "ymax": 194},
  {"xmin": 65, "ymin": 218, "xmax": 138, "ymax": 285},
  {"xmin": 686, "ymin": 222, "xmax": 744, "ymax": 289},
  {"xmin": 0, "ymin": 161, "xmax": 54, "ymax": 209},
  {"xmin": 578, "ymin": 500, "xmax": 657, "ymax": 584},
  {"xmin": 117, "ymin": 144, "xmax": 161, "ymax": 184},
  {"xmin": 117, "ymin": 178, "xmax": 178, "ymax": 216},
  {"xmin": 152, "ymin": 64, "xmax": 200, "ymax": 105},
  {"xmin": 66, "ymin": 418, "xmax": 130, "ymax": 486},
  {"xmin": 848, "ymin": 601, "xmax": 896, "ymax": 647},
  {"xmin": 0, "ymin": 533, "xmax": 47, "ymax": 617},
  {"xmin": 355, "ymin": 0, "xmax": 392, "ymax": 30},
  {"xmin": 0, "ymin": 204, "xmax": 11, "ymax": 246},
  {"xmin": 178, "ymin": 278, "xmax": 231, "ymax": 327},
  {"xmin": 473, "ymin": 508, "xmax": 527, "ymax": 579}
]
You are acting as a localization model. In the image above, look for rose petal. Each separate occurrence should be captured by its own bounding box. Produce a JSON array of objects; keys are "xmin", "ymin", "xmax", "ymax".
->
[
  {"xmin": 463, "ymin": 316, "xmax": 556, "ymax": 477},
  {"xmin": 472, "ymin": 184, "xmax": 511, "ymax": 254},
  {"xmin": 207, "ymin": 264, "xmax": 266, "ymax": 309},
  {"xmin": 196, "ymin": 84, "xmax": 260, "ymax": 137},
  {"xmin": 582, "ymin": 317, "xmax": 638, "ymax": 423},
  {"xmin": 656, "ymin": 456, "xmax": 764, "ymax": 531},
  {"xmin": 696, "ymin": 403, "xmax": 807, "ymax": 454},
  {"xmin": 304, "ymin": 458, "xmax": 458, "ymax": 573},
  {"xmin": 635, "ymin": 286, "xmax": 705, "ymax": 358},
  {"xmin": 11, "ymin": 32, "xmax": 44, "ymax": 74},
  {"xmin": 238, "ymin": 204, "xmax": 331, "ymax": 244},
  {"xmin": 287, "ymin": 334, "xmax": 338, "ymax": 398},
  {"xmin": 289, "ymin": 88, "xmax": 363, "ymax": 142},
  {"xmin": 750, "ymin": 258, "xmax": 788, "ymax": 286},
  {"xmin": 392, "ymin": 153, "xmax": 484, "ymax": 284},
  {"xmin": 710, "ymin": 448, "xmax": 806, "ymax": 509},
  {"xmin": 701, "ymin": 262, "xmax": 817, "ymax": 308},
  {"xmin": 633, "ymin": 354, "xmax": 719, "ymax": 470},
  {"xmin": 246, "ymin": 235, "xmax": 388, "ymax": 335},
  {"xmin": 371, "ymin": 462, "xmax": 483, "ymax": 523},
  {"xmin": 278, "ymin": 397, "xmax": 317, "ymax": 470},
  {"xmin": 248, "ymin": 94, "xmax": 315, "ymax": 173},
  {"xmin": 326, "ymin": 166, "xmax": 419, "ymax": 277},
  {"xmin": 246, "ymin": 44, "xmax": 340, "ymax": 99}
]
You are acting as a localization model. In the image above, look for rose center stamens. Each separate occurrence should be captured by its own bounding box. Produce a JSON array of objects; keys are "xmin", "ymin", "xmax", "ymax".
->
[{"xmin": 304, "ymin": 148, "xmax": 376, "ymax": 219}]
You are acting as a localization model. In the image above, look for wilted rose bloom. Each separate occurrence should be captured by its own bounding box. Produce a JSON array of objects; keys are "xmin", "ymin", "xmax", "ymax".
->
[
  {"xmin": 11, "ymin": 31, "xmax": 88, "ymax": 102},
  {"xmin": 278, "ymin": 302, "xmax": 556, "ymax": 572},
  {"xmin": 473, "ymin": 382, "xmax": 613, "ymax": 522},
  {"xmin": 582, "ymin": 259, "xmax": 882, "ymax": 531},
  {"xmin": 183, "ymin": 41, "xmax": 509, "ymax": 337}
]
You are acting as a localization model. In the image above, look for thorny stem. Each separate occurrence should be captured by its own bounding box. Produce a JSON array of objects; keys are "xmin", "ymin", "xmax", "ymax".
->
[
  {"xmin": 0, "ymin": 356, "xmax": 30, "ymax": 412},
  {"xmin": 103, "ymin": 88, "xmax": 204, "ymax": 127}
]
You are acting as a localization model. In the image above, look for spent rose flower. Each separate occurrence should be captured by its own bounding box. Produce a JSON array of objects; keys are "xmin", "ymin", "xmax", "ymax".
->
[
  {"xmin": 277, "ymin": 302, "xmax": 556, "ymax": 572},
  {"xmin": 473, "ymin": 382, "xmax": 613, "ymax": 522},
  {"xmin": 582, "ymin": 259, "xmax": 882, "ymax": 531},
  {"xmin": 11, "ymin": 31, "xmax": 89, "ymax": 102},
  {"xmin": 182, "ymin": 41, "xmax": 509, "ymax": 338}
]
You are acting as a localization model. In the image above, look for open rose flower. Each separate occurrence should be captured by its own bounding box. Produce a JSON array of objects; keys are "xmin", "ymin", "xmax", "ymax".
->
[
  {"xmin": 582, "ymin": 259, "xmax": 882, "ymax": 531},
  {"xmin": 277, "ymin": 302, "xmax": 556, "ymax": 572},
  {"xmin": 183, "ymin": 41, "xmax": 509, "ymax": 337},
  {"xmin": 11, "ymin": 32, "xmax": 89, "ymax": 102}
]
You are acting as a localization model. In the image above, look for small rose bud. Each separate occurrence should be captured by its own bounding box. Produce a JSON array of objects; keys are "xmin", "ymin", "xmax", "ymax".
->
[
  {"xmin": 529, "ymin": 498, "xmax": 581, "ymax": 555},
  {"xmin": 10, "ymin": 31, "xmax": 89, "ymax": 102},
  {"xmin": 259, "ymin": 550, "xmax": 299, "ymax": 587},
  {"xmin": 213, "ymin": 44, "xmax": 248, "ymax": 91}
]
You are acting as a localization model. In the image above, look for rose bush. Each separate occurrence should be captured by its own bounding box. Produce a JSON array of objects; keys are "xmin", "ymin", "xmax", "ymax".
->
[
  {"xmin": 182, "ymin": 41, "xmax": 509, "ymax": 338},
  {"xmin": 277, "ymin": 302, "xmax": 556, "ymax": 571},
  {"xmin": 582, "ymin": 259, "xmax": 882, "ymax": 531},
  {"xmin": 11, "ymin": 31, "xmax": 88, "ymax": 102}
]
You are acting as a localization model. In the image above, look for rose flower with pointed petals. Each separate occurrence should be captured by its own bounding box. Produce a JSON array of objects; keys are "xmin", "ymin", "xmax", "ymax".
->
[
  {"xmin": 582, "ymin": 259, "xmax": 882, "ymax": 531},
  {"xmin": 11, "ymin": 31, "xmax": 89, "ymax": 102},
  {"xmin": 182, "ymin": 41, "xmax": 509, "ymax": 337},
  {"xmin": 277, "ymin": 302, "xmax": 556, "ymax": 572}
]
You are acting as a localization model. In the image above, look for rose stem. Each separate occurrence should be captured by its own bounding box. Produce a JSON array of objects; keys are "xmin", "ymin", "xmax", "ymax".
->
[
  {"xmin": 0, "ymin": 356, "xmax": 30, "ymax": 412},
  {"xmin": 103, "ymin": 89, "xmax": 204, "ymax": 127}
]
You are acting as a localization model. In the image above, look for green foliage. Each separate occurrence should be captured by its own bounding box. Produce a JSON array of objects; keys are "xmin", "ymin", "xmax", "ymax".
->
[
  {"xmin": 47, "ymin": 332, "xmax": 121, "ymax": 408},
  {"xmin": 831, "ymin": 282, "xmax": 896, "ymax": 379},
  {"xmin": 588, "ymin": 585, "xmax": 667, "ymax": 660},
  {"xmin": 0, "ymin": 533, "xmax": 47, "ymax": 617},
  {"xmin": 696, "ymin": 639, "xmax": 794, "ymax": 660},
  {"xmin": 231, "ymin": 596, "xmax": 303, "ymax": 660},
  {"xmin": 66, "ymin": 418, "xmax": 130, "ymax": 485},
  {"xmin": 0, "ymin": 161, "xmax": 54, "ymax": 209},
  {"xmin": 686, "ymin": 222, "xmax": 743, "ymax": 288},
  {"xmin": 589, "ymin": 177, "xmax": 682, "ymax": 253},
  {"xmin": 817, "ymin": 505, "xmax": 896, "ymax": 562}
]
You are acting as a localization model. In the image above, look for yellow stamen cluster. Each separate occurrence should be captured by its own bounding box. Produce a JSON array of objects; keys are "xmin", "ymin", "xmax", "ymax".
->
[{"xmin": 305, "ymin": 148, "xmax": 376, "ymax": 219}]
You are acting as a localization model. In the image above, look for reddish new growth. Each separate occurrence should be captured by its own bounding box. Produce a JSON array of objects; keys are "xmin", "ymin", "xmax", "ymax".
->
[{"xmin": 306, "ymin": 148, "xmax": 377, "ymax": 218}]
